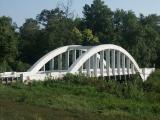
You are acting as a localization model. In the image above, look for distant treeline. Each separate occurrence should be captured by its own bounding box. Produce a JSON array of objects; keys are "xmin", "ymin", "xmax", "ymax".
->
[{"xmin": 0, "ymin": 0, "xmax": 160, "ymax": 72}]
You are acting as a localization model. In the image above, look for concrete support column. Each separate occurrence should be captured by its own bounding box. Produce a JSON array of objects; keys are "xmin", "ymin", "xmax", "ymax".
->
[
  {"xmin": 42, "ymin": 65, "xmax": 45, "ymax": 71},
  {"xmin": 72, "ymin": 50, "xmax": 76, "ymax": 63},
  {"xmin": 106, "ymin": 50, "xmax": 110, "ymax": 79},
  {"xmin": 100, "ymin": 51, "xmax": 104, "ymax": 77},
  {"xmin": 58, "ymin": 54, "xmax": 62, "ymax": 70},
  {"xmin": 122, "ymin": 54, "xmax": 125, "ymax": 74},
  {"xmin": 97, "ymin": 58, "xmax": 100, "ymax": 69},
  {"xmin": 65, "ymin": 51, "xmax": 69, "ymax": 69},
  {"xmin": 79, "ymin": 50, "xmax": 83, "ymax": 73},
  {"xmin": 117, "ymin": 51, "xmax": 121, "ymax": 80},
  {"xmin": 127, "ymin": 58, "xmax": 130, "ymax": 75},
  {"xmin": 79, "ymin": 50, "xmax": 83, "ymax": 57},
  {"xmin": 90, "ymin": 56, "xmax": 94, "ymax": 69},
  {"xmin": 93, "ymin": 53, "xmax": 98, "ymax": 77},
  {"xmin": 111, "ymin": 50, "xmax": 115, "ymax": 77},
  {"xmin": 122, "ymin": 54, "xmax": 126, "ymax": 80},
  {"xmin": 90, "ymin": 56, "xmax": 94, "ymax": 76},
  {"xmin": 117, "ymin": 51, "xmax": 120, "ymax": 75},
  {"xmin": 86, "ymin": 58, "xmax": 91, "ymax": 76},
  {"xmin": 49, "ymin": 58, "xmax": 54, "ymax": 70},
  {"xmin": 131, "ymin": 63, "xmax": 135, "ymax": 74}
]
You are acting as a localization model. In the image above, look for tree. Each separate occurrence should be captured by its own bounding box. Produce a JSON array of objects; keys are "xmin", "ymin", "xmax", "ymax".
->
[
  {"xmin": 0, "ymin": 16, "xmax": 19, "ymax": 71},
  {"xmin": 37, "ymin": 8, "xmax": 83, "ymax": 54},
  {"xmin": 71, "ymin": 27, "xmax": 83, "ymax": 44},
  {"xmin": 82, "ymin": 29, "xmax": 100, "ymax": 45},
  {"xmin": 113, "ymin": 10, "xmax": 139, "ymax": 49},
  {"xmin": 83, "ymin": 0, "xmax": 113, "ymax": 43},
  {"xmin": 20, "ymin": 18, "xmax": 40, "ymax": 64}
]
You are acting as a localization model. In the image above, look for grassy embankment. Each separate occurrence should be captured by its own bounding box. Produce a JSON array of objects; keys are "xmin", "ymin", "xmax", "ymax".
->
[{"xmin": 0, "ymin": 70, "xmax": 160, "ymax": 120}]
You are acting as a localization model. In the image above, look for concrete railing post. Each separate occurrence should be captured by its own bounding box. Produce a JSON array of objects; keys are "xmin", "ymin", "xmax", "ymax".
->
[
  {"xmin": 93, "ymin": 53, "xmax": 98, "ymax": 77},
  {"xmin": 100, "ymin": 51, "xmax": 104, "ymax": 77},
  {"xmin": 58, "ymin": 54, "xmax": 62, "ymax": 70},
  {"xmin": 106, "ymin": 50, "xmax": 110, "ymax": 79},
  {"xmin": 65, "ymin": 51, "xmax": 69, "ymax": 69}
]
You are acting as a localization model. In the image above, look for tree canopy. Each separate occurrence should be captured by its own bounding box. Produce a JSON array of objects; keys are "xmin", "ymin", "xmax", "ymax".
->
[{"xmin": 0, "ymin": 0, "xmax": 160, "ymax": 72}]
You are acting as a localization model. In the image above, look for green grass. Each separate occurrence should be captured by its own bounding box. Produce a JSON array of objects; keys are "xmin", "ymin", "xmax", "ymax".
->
[{"xmin": 0, "ymin": 71, "xmax": 160, "ymax": 120}]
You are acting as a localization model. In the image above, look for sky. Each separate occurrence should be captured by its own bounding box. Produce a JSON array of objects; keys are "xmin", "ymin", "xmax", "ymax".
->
[{"xmin": 0, "ymin": 0, "xmax": 160, "ymax": 27}]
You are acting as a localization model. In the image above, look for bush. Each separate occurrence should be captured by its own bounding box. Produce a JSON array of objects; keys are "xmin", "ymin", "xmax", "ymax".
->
[
  {"xmin": 0, "ymin": 60, "xmax": 12, "ymax": 72},
  {"xmin": 13, "ymin": 61, "xmax": 30, "ymax": 72},
  {"xmin": 143, "ymin": 69, "xmax": 160, "ymax": 93},
  {"xmin": 61, "ymin": 74, "xmax": 145, "ymax": 100}
]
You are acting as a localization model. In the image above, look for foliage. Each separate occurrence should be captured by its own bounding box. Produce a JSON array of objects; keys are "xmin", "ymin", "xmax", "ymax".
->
[
  {"xmin": 20, "ymin": 18, "xmax": 40, "ymax": 64},
  {"xmin": 0, "ymin": 71, "xmax": 160, "ymax": 119},
  {"xmin": 83, "ymin": 0, "xmax": 113, "ymax": 34},
  {"xmin": 0, "ymin": 0, "xmax": 160, "ymax": 71},
  {"xmin": 82, "ymin": 29, "xmax": 100, "ymax": 45},
  {"xmin": 0, "ymin": 16, "xmax": 19, "ymax": 72}
]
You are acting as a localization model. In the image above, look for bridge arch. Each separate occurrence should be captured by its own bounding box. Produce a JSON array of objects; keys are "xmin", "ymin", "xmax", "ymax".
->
[
  {"xmin": 68, "ymin": 44, "xmax": 144, "ymax": 80},
  {"xmin": 27, "ymin": 45, "xmax": 82, "ymax": 74}
]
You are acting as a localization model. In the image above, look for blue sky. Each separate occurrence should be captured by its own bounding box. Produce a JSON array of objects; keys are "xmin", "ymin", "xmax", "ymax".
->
[{"xmin": 0, "ymin": 0, "xmax": 160, "ymax": 27}]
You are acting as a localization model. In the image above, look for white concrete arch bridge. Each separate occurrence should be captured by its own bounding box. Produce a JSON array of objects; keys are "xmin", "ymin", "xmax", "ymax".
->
[{"xmin": 0, "ymin": 44, "xmax": 155, "ymax": 82}]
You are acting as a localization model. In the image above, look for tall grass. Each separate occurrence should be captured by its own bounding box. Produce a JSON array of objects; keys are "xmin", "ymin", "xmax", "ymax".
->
[{"xmin": 0, "ymin": 70, "xmax": 160, "ymax": 120}]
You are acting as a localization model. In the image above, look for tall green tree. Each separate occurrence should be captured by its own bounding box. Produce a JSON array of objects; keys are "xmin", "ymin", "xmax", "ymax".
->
[
  {"xmin": 20, "ymin": 18, "xmax": 40, "ymax": 64},
  {"xmin": 112, "ymin": 10, "xmax": 156, "ymax": 67},
  {"xmin": 0, "ymin": 16, "xmax": 19, "ymax": 71},
  {"xmin": 83, "ymin": 0, "xmax": 113, "ymax": 43},
  {"xmin": 37, "ymin": 8, "xmax": 83, "ymax": 53},
  {"xmin": 113, "ymin": 10, "xmax": 139, "ymax": 49},
  {"xmin": 139, "ymin": 14, "xmax": 160, "ymax": 67}
]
